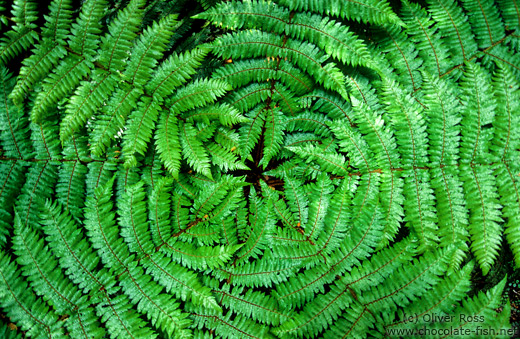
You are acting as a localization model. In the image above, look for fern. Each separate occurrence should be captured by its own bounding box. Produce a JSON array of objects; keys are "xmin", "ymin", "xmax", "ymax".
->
[{"xmin": 0, "ymin": 0, "xmax": 519, "ymax": 338}]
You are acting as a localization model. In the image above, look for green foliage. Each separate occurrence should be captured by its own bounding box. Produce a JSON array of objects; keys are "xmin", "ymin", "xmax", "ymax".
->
[{"xmin": 0, "ymin": 0, "xmax": 519, "ymax": 338}]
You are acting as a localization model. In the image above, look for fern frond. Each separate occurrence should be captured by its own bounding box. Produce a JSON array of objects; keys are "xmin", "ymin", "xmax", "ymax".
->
[
  {"xmin": 461, "ymin": 165, "xmax": 503, "ymax": 275},
  {"xmin": 401, "ymin": 0, "xmax": 452, "ymax": 77},
  {"xmin": 122, "ymin": 97, "xmax": 161, "ymax": 168},
  {"xmin": 11, "ymin": 0, "xmax": 38, "ymax": 27},
  {"xmin": 461, "ymin": 0, "xmax": 505, "ymax": 49},
  {"xmin": 13, "ymin": 215, "xmax": 105, "ymax": 338},
  {"xmin": 459, "ymin": 61, "xmax": 496, "ymax": 164},
  {"xmin": 498, "ymin": 0, "xmax": 520, "ymax": 31},
  {"xmin": 0, "ymin": 25, "xmax": 38, "ymax": 66},
  {"xmin": 276, "ymin": 0, "xmax": 403, "ymax": 26},
  {"xmin": 422, "ymin": 72, "xmax": 462, "ymax": 166},
  {"xmin": 199, "ymin": 0, "xmax": 375, "ymax": 69},
  {"xmin": 146, "ymin": 47, "xmax": 209, "ymax": 99},
  {"xmin": 432, "ymin": 277, "xmax": 510, "ymax": 335},
  {"xmin": 123, "ymin": 14, "xmax": 177, "ymax": 87},
  {"xmin": 55, "ymin": 154, "xmax": 87, "ymax": 220},
  {"xmin": 427, "ymin": 0, "xmax": 478, "ymax": 65},
  {"xmin": 180, "ymin": 121, "xmax": 212, "ymax": 179},
  {"xmin": 491, "ymin": 64, "xmax": 520, "ymax": 162},
  {"xmin": 402, "ymin": 169, "xmax": 439, "ymax": 250},
  {"xmin": 431, "ymin": 166, "xmax": 469, "ymax": 268},
  {"xmin": 60, "ymin": 70, "xmax": 118, "ymax": 143},
  {"xmin": 41, "ymin": 0, "xmax": 73, "ymax": 43},
  {"xmin": 0, "ymin": 251, "xmax": 65, "ymax": 339},
  {"xmin": 85, "ymin": 177, "xmax": 192, "ymax": 338},
  {"xmin": 98, "ymin": 0, "xmax": 145, "ymax": 71},
  {"xmin": 9, "ymin": 42, "xmax": 67, "ymax": 104},
  {"xmin": 375, "ymin": 24, "xmax": 423, "ymax": 92},
  {"xmin": 385, "ymin": 261, "xmax": 474, "ymax": 333},
  {"xmin": 496, "ymin": 162, "xmax": 520, "ymax": 268},
  {"xmin": 287, "ymin": 143, "xmax": 349, "ymax": 176},
  {"xmin": 210, "ymin": 30, "xmax": 348, "ymax": 99},
  {"xmin": 381, "ymin": 80, "xmax": 429, "ymax": 169},
  {"xmin": 30, "ymin": 55, "xmax": 92, "ymax": 123},
  {"xmin": 0, "ymin": 161, "xmax": 25, "ymax": 248},
  {"xmin": 213, "ymin": 58, "xmax": 313, "ymax": 95},
  {"xmin": 0, "ymin": 68, "xmax": 32, "ymax": 158},
  {"xmin": 155, "ymin": 112, "xmax": 182, "ymax": 177},
  {"xmin": 89, "ymin": 85, "xmax": 143, "ymax": 156},
  {"xmin": 68, "ymin": 0, "xmax": 107, "ymax": 57},
  {"xmin": 259, "ymin": 108, "xmax": 285, "ymax": 167},
  {"xmin": 191, "ymin": 308, "xmax": 273, "ymax": 339},
  {"xmin": 275, "ymin": 205, "xmax": 384, "ymax": 309}
]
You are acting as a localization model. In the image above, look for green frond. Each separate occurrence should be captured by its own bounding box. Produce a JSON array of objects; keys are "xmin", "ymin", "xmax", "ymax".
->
[
  {"xmin": 211, "ymin": 30, "xmax": 348, "ymax": 99},
  {"xmin": 401, "ymin": 0, "xmax": 452, "ymax": 76},
  {"xmin": 461, "ymin": 165, "xmax": 503, "ymax": 275},
  {"xmin": 286, "ymin": 111, "xmax": 331, "ymax": 138},
  {"xmin": 191, "ymin": 307, "xmax": 273, "ymax": 339},
  {"xmin": 496, "ymin": 162, "xmax": 520, "ymax": 267},
  {"xmin": 491, "ymin": 64, "xmax": 520, "ymax": 162},
  {"xmin": 422, "ymin": 72, "xmax": 462, "ymax": 166},
  {"xmin": 431, "ymin": 166, "xmax": 469, "ymax": 268},
  {"xmin": 259, "ymin": 108, "xmax": 285, "ymax": 167},
  {"xmin": 213, "ymin": 58, "xmax": 313, "ymax": 95},
  {"xmin": 60, "ymin": 70, "xmax": 118, "ymax": 143},
  {"xmin": 14, "ymin": 162, "xmax": 58, "ymax": 229},
  {"xmin": 85, "ymin": 177, "xmax": 192, "ymax": 338},
  {"xmin": 381, "ymin": 80, "xmax": 429, "ymax": 169},
  {"xmin": 385, "ymin": 261, "xmax": 474, "ymax": 334},
  {"xmin": 123, "ymin": 14, "xmax": 177, "ymax": 86},
  {"xmin": 461, "ymin": 0, "xmax": 505, "ymax": 49},
  {"xmin": 180, "ymin": 120, "xmax": 212, "ymax": 178},
  {"xmin": 9, "ymin": 42, "xmax": 68, "ymax": 105},
  {"xmin": 11, "ymin": 0, "xmax": 38, "ymax": 27},
  {"xmin": 162, "ymin": 240, "xmax": 241, "ymax": 271},
  {"xmin": 287, "ymin": 143, "xmax": 349, "ymax": 176},
  {"xmin": 348, "ymin": 94, "xmax": 401, "ymax": 170},
  {"xmin": 168, "ymin": 78, "xmax": 231, "ymax": 113},
  {"xmin": 0, "ymin": 25, "xmax": 38, "ymax": 66},
  {"xmin": 122, "ymin": 97, "xmax": 161, "ymax": 168},
  {"xmin": 433, "ymin": 277, "xmax": 510, "ymax": 335},
  {"xmin": 459, "ymin": 61, "xmax": 497, "ymax": 164},
  {"xmin": 89, "ymin": 85, "xmax": 143, "ymax": 156},
  {"xmin": 55, "ymin": 156, "xmax": 87, "ymax": 220},
  {"xmin": 217, "ymin": 285, "xmax": 288, "ymax": 326},
  {"xmin": 41, "ymin": 0, "xmax": 73, "ymax": 43},
  {"xmin": 118, "ymin": 181, "xmax": 155, "ymax": 255},
  {"xmin": 1, "ymin": 0, "xmax": 519, "ymax": 337},
  {"xmin": 427, "ymin": 0, "xmax": 478, "ymax": 65},
  {"xmin": 30, "ymin": 112, "xmax": 61, "ymax": 158},
  {"xmin": 0, "ymin": 251, "xmax": 65, "ymax": 339},
  {"xmin": 30, "ymin": 55, "xmax": 92, "ymax": 123},
  {"xmin": 275, "ymin": 205, "xmax": 384, "ymax": 309},
  {"xmin": 206, "ymin": 142, "xmax": 249, "ymax": 172},
  {"xmin": 330, "ymin": 121, "xmax": 375, "ymax": 172},
  {"xmin": 155, "ymin": 112, "xmax": 182, "ymax": 177},
  {"xmin": 146, "ymin": 47, "xmax": 209, "ymax": 99},
  {"xmin": 12, "ymin": 215, "xmax": 105, "ymax": 338},
  {"xmin": 0, "ymin": 68, "xmax": 32, "ymax": 158},
  {"xmin": 375, "ymin": 24, "xmax": 423, "ymax": 92},
  {"xmin": 498, "ymin": 0, "xmax": 520, "ymax": 31},
  {"xmin": 98, "ymin": 0, "xmax": 145, "ymax": 71},
  {"xmin": 67, "ymin": 0, "xmax": 107, "ymax": 58},
  {"xmin": 402, "ymin": 169, "xmax": 439, "ymax": 250},
  {"xmin": 200, "ymin": 0, "xmax": 375, "ymax": 69},
  {"xmin": 0, "ymin": 161, "xmax": 25, "ymax": 248},
  {"xmin": 276, "ymin": 0, "xmax": 403, "ymax": 26}
]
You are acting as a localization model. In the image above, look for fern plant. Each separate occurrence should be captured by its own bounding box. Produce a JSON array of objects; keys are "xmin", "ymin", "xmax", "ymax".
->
[{"xmin": 0, "ymin": 0, "xmax": 519, "ymax": 337}]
